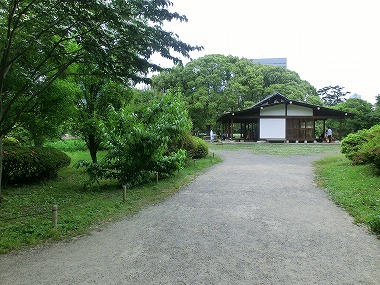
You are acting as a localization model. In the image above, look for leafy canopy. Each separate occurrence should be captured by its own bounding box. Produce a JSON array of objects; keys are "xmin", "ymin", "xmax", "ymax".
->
[
  {"xmin": 0, "ymin": 0, "xmax": 202, "ymax": 137},
  {"xmin": 152, "ymin": 54, "xmax": 319, "ymax": 130}
]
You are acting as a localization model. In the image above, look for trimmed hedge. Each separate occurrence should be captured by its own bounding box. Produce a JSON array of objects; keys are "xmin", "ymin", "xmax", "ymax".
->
[
  {"xmin": 2, "ymin": 146, "xmax": 71, "ymax": 184},
  {"xmin": 169, "ymin": 133, "xmax": 209, "ymax": 159},
  {"xmin": 190, "ymin": 137, "xmax": 209, "ymax": 159}
]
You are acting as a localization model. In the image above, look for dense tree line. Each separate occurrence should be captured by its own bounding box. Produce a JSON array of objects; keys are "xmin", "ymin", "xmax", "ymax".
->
[
  {"xmin": 152, "ymin": 55, "xmax": 380, "ymax": 136},
  {"xmin": 151, "ymin": 54, "xmax": 321, "ymax": 131}
]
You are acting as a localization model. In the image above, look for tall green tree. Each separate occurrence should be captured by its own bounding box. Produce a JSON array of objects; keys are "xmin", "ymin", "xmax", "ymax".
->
[
  {"xmin": 0, "ymin": 0, "xmax": 201, "ymax": 202},
  {"xmin": 370, "ymin": 95, "xmax": 380, "ymax": 124},
  {"xmin": 330, "ymin": 98, "xmax": 374, "ymax": 137},
  {"xmin": 317, "ymin": 85, "xmax": 350, "ymax": 106},
  {"xmin": 73, "ymin": 77, "xmax": 133, "ymax": 163},
  {"xmin": 19, "ymin": 78, "xmax": 77, "ymax": 146},
  {"xmin": 152, "ymin": 55, "xmax": 318, "ymax": 131}
]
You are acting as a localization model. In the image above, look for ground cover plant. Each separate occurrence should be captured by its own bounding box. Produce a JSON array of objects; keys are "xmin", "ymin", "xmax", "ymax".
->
[{"xmin": 0, "ymin": 145, "xmax": 220, "ymax": 254}]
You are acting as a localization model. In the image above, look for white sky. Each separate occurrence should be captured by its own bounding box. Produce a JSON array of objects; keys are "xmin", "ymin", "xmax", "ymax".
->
[{"xmin": 155, "ymin": 0, "xmax": 380, "ymax": 104}]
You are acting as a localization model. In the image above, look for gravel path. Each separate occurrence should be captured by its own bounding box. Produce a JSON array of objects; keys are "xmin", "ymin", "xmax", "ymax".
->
[{"xmin": 1, "ymin": 150, "xmax": 380, "ymax": 285}]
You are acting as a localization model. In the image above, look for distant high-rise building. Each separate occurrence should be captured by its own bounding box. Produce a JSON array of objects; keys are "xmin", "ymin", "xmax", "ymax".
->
[
  {"xmin": 350, "ymin": 93, "xmax": 361, "ymax": 99},
  {"xmin": 251, "ymin": 58, "xmax": 287, "ymax": 68}
]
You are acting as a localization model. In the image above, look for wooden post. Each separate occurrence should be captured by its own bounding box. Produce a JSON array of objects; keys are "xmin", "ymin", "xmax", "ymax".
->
[
  {"xmin": 193, "ymin": 159, "xmax": 197, "ymax": 167},
  {"xmin": 122, "ymin": 185, "xmax": 127, "ymax": 203},
  {"xmin": 156, "ymin": 172, "xmax": 159, "ymax": 184},
  {"xmin": 52, "ymin": 205, "xmax": 58, "ymax": 228}
]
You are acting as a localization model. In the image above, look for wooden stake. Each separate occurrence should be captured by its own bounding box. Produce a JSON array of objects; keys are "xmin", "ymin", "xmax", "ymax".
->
[
  {"xmin": 122, "ymin": 185, "xmax": 127, "ymax": 203},
  {"xmin": 52, "ymin": 205, "xmax": 58, "ymax": 228}
]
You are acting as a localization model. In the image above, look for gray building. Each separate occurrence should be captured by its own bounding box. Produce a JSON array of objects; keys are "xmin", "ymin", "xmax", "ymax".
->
[{"xmin": 251, "ymin": 58, "xmax": 287, "ymax": 68}]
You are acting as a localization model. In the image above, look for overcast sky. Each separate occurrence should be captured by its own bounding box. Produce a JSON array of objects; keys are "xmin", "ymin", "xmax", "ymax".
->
[{"xmin": 156, "ymin": 0, "xmax": 380, "ymax": 103}]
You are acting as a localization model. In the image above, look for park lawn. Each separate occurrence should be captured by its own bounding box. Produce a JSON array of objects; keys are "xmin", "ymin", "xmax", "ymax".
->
[
  {"xmin": 0, "ymin": 150, "xmax": 221, "ymax": 254},
  {"xmin": 209, "ymin": 141, "xmax": 341, "ymax": 156},
  {"xmin": 315, "ymin": 155, "xmax": 380, "ymax": 235}
]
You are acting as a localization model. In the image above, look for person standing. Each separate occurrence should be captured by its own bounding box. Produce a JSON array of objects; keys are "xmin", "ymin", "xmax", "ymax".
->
[
  {"xmin": 327, "ymin": 127, "xmax": 332, "ymax": 143},
  {"xmin": 210, "ymin": 129, "xmax": 214, "ymax": 143}
]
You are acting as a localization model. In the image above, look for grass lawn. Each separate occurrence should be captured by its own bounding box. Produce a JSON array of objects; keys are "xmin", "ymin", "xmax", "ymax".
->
[
  {"xmin": 315, "ymin": 155, "xmax": 380, "ymax": 235},
  {"xmin": 0, "ymin": 148, "xmax": 221, "ymax": 254},
  {"xmin": 209, "ymin": 141, "xmax": 341, "ymax": 156}
]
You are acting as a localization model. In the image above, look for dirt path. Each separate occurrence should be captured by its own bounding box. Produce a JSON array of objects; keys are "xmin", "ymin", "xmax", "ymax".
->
[{"xmin": 1, "ymin": 150, "xmax": 380, "ymax": 285}]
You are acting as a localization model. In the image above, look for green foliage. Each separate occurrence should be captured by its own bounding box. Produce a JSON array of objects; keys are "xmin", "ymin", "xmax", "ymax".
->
[
  {"xmin": 209, "ymin": 142, "xmax": 341, "ymax": 156},
  {"xmin": 152, "ymin": 55, "xmax": 318, "ymax": 131},
  {"xmin": 45, "ymin": 138, "xmax": 88, "ymax": 152},
  {"xmin": 333, "ymin": 98, "xmax": 375, "ymax": 137},
  {"xmin": 315, "ymin": 155, "xmax": 380, "ymax": 235},
  {"xmin": 2, "ymin": 146, "xmax": 70, "ymax": 184},
  {"xmin": 0, "ymin": 0, "xmax": 201, "ymax": 136},
  {"xmin": 72, "ymin": 77, "xmax": 133, "ymax": 163},
  {"xmin": 317, "ymin": 85, "xmax": 349, "ymax": 106},
  {"xmin": 0, "ymin": 149, "xmax": 219, "ymax": 254},
  {"xmin": 168, "ymin": 133, "xmax": 208, "ymax": 159},
  {"xmin": 0, "ymin": 0, "xmax": 201, "ymax": 201},
  {"xmin": 340, "ymin": 132, "xmax": 369, "ymax": 160},
  {"xmin": 80, "ymin": 91, "xmax": 192, "ymax": 186},
  {"xmin": 190, "ymin": 137, "xmax": 209, "ymax": 159},
  {"xmin": 342, "ymin": 124, "xmax": 380, "ymax": 170},
  {"xmin": 353, "ymin": 136, "xmax": 380, "ymax": 167},
  {"xmin": 19, "ymin": 78, "xmax": 78, "ymax": 147}
]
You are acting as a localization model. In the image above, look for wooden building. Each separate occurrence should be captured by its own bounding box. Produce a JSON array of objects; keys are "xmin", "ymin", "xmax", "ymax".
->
[{"xmin": 218, "ymin": 92, "xmax": 354, "ymax": 142}]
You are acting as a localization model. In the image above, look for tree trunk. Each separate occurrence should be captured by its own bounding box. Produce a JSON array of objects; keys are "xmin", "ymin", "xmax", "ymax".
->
[{"xmin": 88, "ymin": 133, "xmax": 98, "ymax": 163}]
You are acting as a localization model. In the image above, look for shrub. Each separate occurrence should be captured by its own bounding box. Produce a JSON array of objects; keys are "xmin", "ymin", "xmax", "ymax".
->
[
  {"xmin": 154, "ymin": 149, "xmax": 187, "ymax": 177},
  {"xmin": 352, "ymin": 135, "xmax": 380, "ymax": 167},
  {"xmin": 191, "ymin": 137, "xmax": 209, "ymax": 159},
  {"xmin": 174, "ymin": 134, "xmax": 208, "ymax": 159},
  {"xmin": 343, "ymin": 124, "xmax": 380, "ymax": 170},
  {"xmin": 80, "ymin": 91, "xmax": 192, "ymax": 186},
  {"xmin": 340, "ymin": 132, "xmax": 368, "ymax": 160},
  {"xmin": 2, "ymin": 146, "xmax": 71, "ymax": 184}
]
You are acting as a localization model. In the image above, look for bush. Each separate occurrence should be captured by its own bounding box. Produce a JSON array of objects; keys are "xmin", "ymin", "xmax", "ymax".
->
[
  {"xmin": 154, "ymin": 149, "xmax": 187, "ymax": 177},
  {"xmin": 80, "ymin": 91, "xmax": 192, "ymax": 186},
  {"xmin": 340, "ymin": 132, "xmax": 368, "ymax": 160},
  {"xmin": 2, "ymin": 146, "xmax": 71, "ymax": 184},
  {"xmin": 191, "ymin": 137, "xmax": 209, "ymax": 159},
  {"xmin": 175, "ymin": 134, "xmax": 208, "ymax": 159},
  {"xmin": 168, "ymin": 133, "xmax": 208, "ymax": 159},
  {"xmin": 342, "ymin": 124, "xmax": 380, "ymax": 170},
  {"xmin": 352, "ymin": 136, "xmax": 380, "ymax": 167}
]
